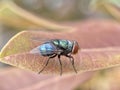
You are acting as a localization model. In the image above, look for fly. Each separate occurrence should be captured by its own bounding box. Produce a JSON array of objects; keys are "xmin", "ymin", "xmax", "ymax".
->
[{"xmin": 30, "ymin": 39, "xmax": 80, "ymax": 75}]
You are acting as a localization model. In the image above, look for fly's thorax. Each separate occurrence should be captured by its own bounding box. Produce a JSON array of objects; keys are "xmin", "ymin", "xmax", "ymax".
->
[
  {"xmin": 53, "ymin": 39, "xmax": 73, "ymax": 54},
  {"xmin": 59, "ymin": 40, "xmax": 69, "ymax": 49},
  {"xmin": 52, "ymin": 40, "xmax": 59, "ymax": 46},
  {"xmin": 51, "ymin": 39, "xmax": 79, "ymax": 55},
  {"xmin": 52, "ymin": 39, "xmax": 71, "ymax": 49}
]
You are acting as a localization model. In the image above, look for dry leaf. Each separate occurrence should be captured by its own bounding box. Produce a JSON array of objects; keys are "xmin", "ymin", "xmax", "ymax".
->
[
  {"xmin": 1, "ymin": 20, "xmax": 120, "ymax": 75},
  {"xmin": 0, "ymin": 68, "xmax": 53, "ymax": 90},
  {"xmin": 0, "ymin": 68, "xmax": 94, "ymax": 90},
  {"xmin": 77, "ymin": 67, "xmax": 120, "ymax": 90}
]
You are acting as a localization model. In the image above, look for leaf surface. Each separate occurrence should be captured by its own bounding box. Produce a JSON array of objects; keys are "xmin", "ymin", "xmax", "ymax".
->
[{"xmin": 1, "ymin": 20, "xmax": 120, "ymax": 74}]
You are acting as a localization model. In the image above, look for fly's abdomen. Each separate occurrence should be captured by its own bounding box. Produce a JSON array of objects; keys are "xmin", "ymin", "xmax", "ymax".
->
[{"xmin": 39, "ymin": 43, "xmax": 56, "ymax": 56}]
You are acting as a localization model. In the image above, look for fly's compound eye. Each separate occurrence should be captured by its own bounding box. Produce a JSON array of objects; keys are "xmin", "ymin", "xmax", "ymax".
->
[{"xmin": 72, "ymin": 41, "xmax": 80, "ymax": 54}]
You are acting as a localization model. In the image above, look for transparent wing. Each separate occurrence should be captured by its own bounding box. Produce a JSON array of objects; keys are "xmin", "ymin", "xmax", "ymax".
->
[
  {"xmin": 30, "ymin": 37, "xmax": 51, "ymax": 43},
  {"xmin": 30, "ymin": 46, "xmax": 63, "ymax": 55},
  {"xmin": 30, "ymin": 37, "xmax": 60, "ymax": 43},
  {"xmin": 30, "ymin": 37, "xmax": 50, "ymax": 55},
  {"xmin": 30, "ymin": 37, "xmax": 61, "ymax": 53}
]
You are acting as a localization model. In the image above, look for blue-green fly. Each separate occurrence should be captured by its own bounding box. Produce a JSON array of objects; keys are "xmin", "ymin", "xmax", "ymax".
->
[{"xmin": 30, "ymin": 39, "xmax": 80, "ymax": 75}]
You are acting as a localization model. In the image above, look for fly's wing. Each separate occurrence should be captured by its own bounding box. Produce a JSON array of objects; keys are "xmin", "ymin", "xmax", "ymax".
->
[
  {"xmin": 30, "ymin": 46, "xmax": 41, "ymax": 55},
  {"xmin": 30, "ymin": 37, "xmax": 51, "ymax": 43},
  {"xmin": 30, "ymin": 37, "xmax": 50, "ymax": 55},
  {"xmin": 30, "ymin": 45, "xmax": 63, "ymax": 55},
  {"xmin": 30, "ymin": 37, "xmax": 60, "ymax": 43},
  {"xmin": 30, "ymin": 37, "xmax": 62, "ymax": 55}
]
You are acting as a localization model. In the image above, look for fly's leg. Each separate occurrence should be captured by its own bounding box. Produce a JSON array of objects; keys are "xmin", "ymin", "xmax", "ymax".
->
[
  {"xmin": 66, "ymin": 55, "xmax": 77, "ymax": 73},
  {"xmin": 38, "ymin": 54, "xmax": 57, "ymax": 74},
  {"xmin": 58, "ymin": 55, "xmax": 62, "ymax": 76},
  {"xmin": 70, "ymin": 56, "xmax": 77, "ymax": 73}
]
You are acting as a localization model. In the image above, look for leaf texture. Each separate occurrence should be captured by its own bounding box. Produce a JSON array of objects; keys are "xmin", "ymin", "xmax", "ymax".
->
[{"xmin": 1, "ymin": 20, "xmax": 120, "ymax": 75}]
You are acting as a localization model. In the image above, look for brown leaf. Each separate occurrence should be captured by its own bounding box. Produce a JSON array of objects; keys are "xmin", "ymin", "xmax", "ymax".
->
[
  {"xmin": 0, "ymin": 68, "xmax": 53, "ymax": 90},
  {"xmin": 0, "ymin": 68, "xmax": 94, "ymax": 90},
  {"xmin": 18, "ymin": 71, "xmax": 94, "ymax": 90},
  {"xmin": 1, "ymin": 20, "xmax": 120, "ymax": 75},
  {"xmin": 77, "ymin": 67, "xmax": 120, "ymax": 90}
]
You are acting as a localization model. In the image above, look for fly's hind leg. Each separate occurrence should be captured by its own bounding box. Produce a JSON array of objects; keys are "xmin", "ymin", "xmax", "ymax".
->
[
  {"xmin": 66, "ymin": 55, "xmax": 77, "ymax": 73},
  {"xmin": 38, "ymin": 54, "xmax": 57, "ymax": 74}
]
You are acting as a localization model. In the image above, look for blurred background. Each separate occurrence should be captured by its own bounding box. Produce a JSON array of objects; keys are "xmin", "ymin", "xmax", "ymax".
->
[{"xmin": 1, "ymin": 0, "xmax": 120, "ymax": 90}]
